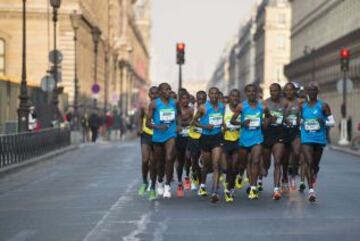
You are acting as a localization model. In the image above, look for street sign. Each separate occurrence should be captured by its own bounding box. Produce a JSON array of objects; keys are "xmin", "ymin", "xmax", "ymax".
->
[
  {"xmin": 337, "ymin": 78, "xmax": 353, "ymax": 94},
  {"xmin": 92, "ymin": 83, "xmax": 100, "ymax": 94},
  {"xmin": 41, "ymin": 75, "xmax": 55, "ymax": 92},
  {"xmin": 49, "ymin": 50, "xmax": 63, "ymax": 64}
]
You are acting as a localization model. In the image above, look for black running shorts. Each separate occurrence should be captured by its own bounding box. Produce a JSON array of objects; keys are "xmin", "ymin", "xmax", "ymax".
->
[
  {"xmin": 263, "ymin": 126, "xmax": 286, "ymax": 148},
  {"xmin": 200, "ymin": 133, "xmax": 223, "ymax": 152}
]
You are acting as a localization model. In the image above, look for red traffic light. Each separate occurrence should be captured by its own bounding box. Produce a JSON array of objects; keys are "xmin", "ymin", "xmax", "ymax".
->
[
  {"xmin": 177, "ymin": 43, "xmax": 185, "ymax": 51},
  {"xmin": 340, "ymin": 48, "xmax": 350, "ymax": 58}
]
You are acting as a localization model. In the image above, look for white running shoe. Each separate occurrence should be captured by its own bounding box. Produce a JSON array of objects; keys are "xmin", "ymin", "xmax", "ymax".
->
[
  {"xmin": 163, "ymin": 185, "xmax": 172, "ymax": 198},
  {"xmin": 157, "ymin": 182, "xmax": 164, "ymax": 196},
  {"xmin": 191, "ymin": 181, "xmax": 198, "ymax": 191}
]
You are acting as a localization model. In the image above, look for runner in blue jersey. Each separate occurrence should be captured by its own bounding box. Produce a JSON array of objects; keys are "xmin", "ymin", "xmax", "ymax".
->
[
  {"xmin": 300, "ymin": 82, "xmax": 335, "ymax": 202},
  {"xmin": 231, "ymin": 84, "xmax": 265, "ymax": 200},
  {"xmin": 147, "ymin": 83, "xmax": 177, "ymax": 199},
  {"xmin": 192, "ymin": 87, "xmax": 225, "ymax": 203}
]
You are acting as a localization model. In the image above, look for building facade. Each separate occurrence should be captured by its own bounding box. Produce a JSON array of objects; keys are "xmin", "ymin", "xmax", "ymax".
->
[
  {"xmin": 254, "ymin": 0, "xmax": 291, "ymax": 98},
  {"xmin": 284, "ymin": 0, "xmax": 360, "ymax": 141},
  {"xmin": 0, "ymin": 0, "xmax": 151, "ymax": 121}
]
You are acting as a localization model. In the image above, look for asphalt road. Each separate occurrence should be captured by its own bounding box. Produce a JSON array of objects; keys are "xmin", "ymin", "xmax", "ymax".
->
[{"xmin": 0, "ymin": 140, "xmax": 360, "ymax": 241}]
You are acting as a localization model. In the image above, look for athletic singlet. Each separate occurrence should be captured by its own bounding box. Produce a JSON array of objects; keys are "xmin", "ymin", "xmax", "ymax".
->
[
  {"xmin": 301, "ymin": 100, "xmax": 327, "ymax": 144},
  {"xmin": 178, "ymin": 108, "xmax": 191, "ymax": 138},
  {"xmin": 284, "ymin": 98, "xmax": 300, "ymax": 128},
  {"xmin": 265, "ymin": 98, "xmax": 286, "ymax": 127},
  {"xmin": 189, "ymin": 107, "xmax": 202, "ymax": 140},
  {"xmin": 142, "ymin": 103, "xmax": 153, "ymax": 135},
  {"xmin": 239, "ymin": 100, "xmax": 264, "ymax": 147},
  {"xmin": 224, "ymin": 104, "xmax": 241, "ymax": 142},
  {"xmin": 152, "ymin": 97, "xmax": 177, "ymax": 143},
  {"xmin": 199, "ymin": 101, "xmax": 225, "ymax": 136}
]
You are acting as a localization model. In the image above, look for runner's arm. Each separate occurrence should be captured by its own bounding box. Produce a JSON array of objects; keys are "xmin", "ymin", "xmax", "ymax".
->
[
  {"xmin": 230, "ymin": 103, "xmax": 242, "ymax": 126},
  {"xmin": 323, "ymin": 103, "xmax": 335, "ymax": 127}
]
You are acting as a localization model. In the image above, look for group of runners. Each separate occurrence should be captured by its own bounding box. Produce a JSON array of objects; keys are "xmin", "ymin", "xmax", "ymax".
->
[{"xmin": 138, "ymin": 81, "xmax": 335, "ymax": 203}]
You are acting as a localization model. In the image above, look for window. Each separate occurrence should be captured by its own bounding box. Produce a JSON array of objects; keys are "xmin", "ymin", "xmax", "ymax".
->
[{"xmin": 0, "ymin": 39, "xmax": 5, "ymax": 75}]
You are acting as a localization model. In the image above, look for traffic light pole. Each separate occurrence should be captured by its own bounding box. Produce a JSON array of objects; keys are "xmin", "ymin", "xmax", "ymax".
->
[
  {"xmin": 178, "ymin": 64, "xmax": 182, "ymax": 93},
  {"xmin": 339, "ymin": 70, "xmax": 349, "ymax": 145}
]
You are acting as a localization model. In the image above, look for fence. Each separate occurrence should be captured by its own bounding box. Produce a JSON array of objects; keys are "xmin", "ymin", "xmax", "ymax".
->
[{"xmin": 0, "ymin": 127, "xmax": 71, "ymax": 169}]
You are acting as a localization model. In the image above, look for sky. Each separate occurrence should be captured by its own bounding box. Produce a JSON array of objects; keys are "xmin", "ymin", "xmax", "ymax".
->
[{"xmin": 150, "ymin": 0, "xmax": 257, "ymax": 88}]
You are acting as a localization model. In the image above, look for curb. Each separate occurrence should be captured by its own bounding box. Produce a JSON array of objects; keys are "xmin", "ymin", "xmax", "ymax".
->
[
  {"xmin": 330, "ymin": 145, "xmax": 360, "ymax": 157},
  {"xmin": 0, "ymin": 145, "xmax": 79, "ymax": 177}
]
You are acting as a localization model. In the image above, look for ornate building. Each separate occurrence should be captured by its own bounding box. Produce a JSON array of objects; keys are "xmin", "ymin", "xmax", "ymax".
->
[
  {"xmin": 0, "ymin": 0, "xmax": 151, "ymax": 118},
  {"xmin": 285, "ymin": 0, "xmax": 360, "ymax": 140}
]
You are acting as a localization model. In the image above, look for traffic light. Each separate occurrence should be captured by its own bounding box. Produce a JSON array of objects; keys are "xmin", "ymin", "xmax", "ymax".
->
[
  {"xmin": 176, "ymin": 43, "xmax": 185, "ymax": 65},
  {"xmin": 340, "ymin": 48, "xmax": 350, "ymax": 71}
]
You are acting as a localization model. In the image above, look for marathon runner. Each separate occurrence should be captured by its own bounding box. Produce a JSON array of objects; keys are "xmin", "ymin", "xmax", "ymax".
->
[
  {"xmin": 147, "ymin": 83, "xmax": 177, "ymax": 199},
  {"xmin": 192, "ymin": 87, "xmax": 225, "ymax": 203},
  {"xmin": 138, "ymin": 86, "xmax": 158, "ymax": 200},
  {"xmin": 300, "ymin": 82, "xmax": 335, "ymax": 202},
  {"xmin": 231, "ymin": 84, "xmax": 264, "ymax": 200}
]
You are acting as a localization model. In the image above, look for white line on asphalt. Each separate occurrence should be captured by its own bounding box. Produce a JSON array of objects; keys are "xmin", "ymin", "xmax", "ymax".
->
[
  {"xmin": 82, "ymin": 179, "xmax": 139, "ymax": 241},
  {"xmin": 152, "ymin": 218, "xmax": 169, "ymax": 241},
  {"xmin": 122, "ymin": 213, "xmax": 152, "ymax": 241}
]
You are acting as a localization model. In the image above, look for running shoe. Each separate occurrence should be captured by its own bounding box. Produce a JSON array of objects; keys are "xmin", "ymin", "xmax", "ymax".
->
[
  {"xmin": 138, "ymin": 183, "xmax": 148, "ymax": 196},
  {"xmin": 224, "ymin": 191, "xmax": 234, "ymax": 203},
  {"xmin": 246, "ymin": 186, "xmax": 251, "ymax": 195},
  {"xmin": 176, "ymin": 184, "xmax": 184, "ymax": 198},
  {"xmin": 308, "ymin": 189, "xmax": 316, "ymax": 202},
  {"xmin": 191, "ymin": 181, "xmax": 198, "ymax": 191},
  {"xmin": 257, "ymin": 181, "xmax": 263, "ymax": 192},
  {"xmin": 198, "ymin": 186, "xmax": 208, "ymax": 196},
  {"xmin": 148, "ymin": 189, "xmax": 157, "ymax": 201},
  {"xmin": 290, "ymin": 176, "xmax": 296, "ymax": 191},
  {"xmin": 245, "ymin": 177, "xmax": 250, "ymax": 184},
  {"xmin": 163, "ymin": 185, "xmax": 172, "ymax": 198},
  {"xmin": 191, "ymin": 175, "xmax": 200, "ymax": 186},
  {"xmin": 211, "ymin": 193, "xmax": 220, "ymax": 203},
  {"xmin": 299, "ymin": 182, "xmax": 306, "ymax": 193},
  {"xmin": 235, "ymin": 175, "xmax": 243, "ymax": 189},
  {"xmin": 273, "ymin": 188, "xmax": 281, "ymax": 200},
  {"xmin": 157, "ymin": 182, "xmax": 164, "ymax": 196},
  {"xmin": 248, "ymin": 189, "xmax": 259, "ymax": 200},
  {"xmin": 184, "ymin": 177, "xmax": 191, "ymax": 190},
  {"xmin": 219, "ymin": 174, "xmax": 225, "ymax": 183}
]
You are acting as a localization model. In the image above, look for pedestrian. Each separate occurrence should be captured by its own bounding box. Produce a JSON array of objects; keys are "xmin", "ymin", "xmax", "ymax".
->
[
  {"xmin": 105, "ymin": 111, "xmax": 114, "ymax": 140},
  {"xmin": 81, "ymin": 112, "xmax": 90, "ymax": 142},
  {"xmin": 28, "ymin": 106, "xmax": 37, "ymax": 132},
  {"xmin": 89, "ymin": 110, "xmax": 100, "ymax": 143}
]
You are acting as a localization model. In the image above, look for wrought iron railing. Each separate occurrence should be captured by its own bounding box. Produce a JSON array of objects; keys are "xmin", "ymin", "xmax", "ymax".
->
[{"xmin": 0, "ymin": 127, "xmax": 71, "ymax": 169}]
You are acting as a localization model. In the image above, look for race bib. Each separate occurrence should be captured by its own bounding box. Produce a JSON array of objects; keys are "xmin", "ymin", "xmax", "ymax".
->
[
  {"xmin": 179, "ymin": 126, "xmax": 190, "ymax": 136},
  {"xmin": 225, "ymin": 115, "xmax": 241, "ymax": 131},
  {"xmin": 209, "ymin": 113, "xmax": 223, "ymax": 127},
  {"xmin": 159, "ymin": 108, "xmax": 175, "ymax": 123},
  {"xmin": 245, "ymin": 114, "xmax": 261, "ymax": 130},
  {"xmin": 287, "ymin": 114, "xmax": 297, "ymax": 126},
  {"xmin": 304, "ymin": 119, "xmax": 320, "ymax": 132},
  {"xmin": 271, "ymin": 111, "xmax": 284, "ymax": 125}
]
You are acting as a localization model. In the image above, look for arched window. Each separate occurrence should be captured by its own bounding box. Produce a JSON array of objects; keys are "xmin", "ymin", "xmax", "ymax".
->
[{"xmin": 0, "ymin": 38, "xmax": 5, "ymax": 75}]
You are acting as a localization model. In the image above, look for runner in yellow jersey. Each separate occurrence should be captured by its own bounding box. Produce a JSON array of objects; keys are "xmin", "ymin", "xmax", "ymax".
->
[
  {"xmin": 223, "ymin": 89, "xmax": 241, "ymax": 202},
  {"xmin": 187, "ymin": 90, "xmax": 207, "ymax": 191},
  {"xmin": 138, "ymin": 86, "xmax": 158, "ymax": 201}
]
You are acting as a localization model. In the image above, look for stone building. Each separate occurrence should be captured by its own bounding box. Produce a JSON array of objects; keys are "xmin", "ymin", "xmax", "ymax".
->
[
  {"xmin": 0, "ymin": 0, "xmax": 151, "ymax": 121},
  {"xmin": 284, "ymin": 0, "xmax": 360, "ymax": 141},
  {"xmin": 254, "ymin": 0, "xmax": 291, "ymax": 98}
]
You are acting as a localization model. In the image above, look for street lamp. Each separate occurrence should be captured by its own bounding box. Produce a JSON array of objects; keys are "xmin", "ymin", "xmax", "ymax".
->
[
  {"xmin": 91, "ymin": 26, "xmax": 101, "ymax": 108},
  {"xmin": 103, "ymin": 40, "xmax": 110, "ymax": 112},
  {"xmin": 70, "ymin": 10, "xmax": 81, "ymax": 129},
  {"xmin": 18, "ymin": 0, "xmax": 30, "ymax": 132},
  {"xmin": 50, "ymin": 0, "xmax": 61, "ymax": 123}
]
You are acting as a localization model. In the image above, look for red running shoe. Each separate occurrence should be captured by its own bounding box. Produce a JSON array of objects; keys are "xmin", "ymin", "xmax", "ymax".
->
[
  {"xmin": 176, "ymin": 184, "xmax": 184, "ymax": 198},
  {"xmin": 184, "ymin": 177, "xmax": 191, "ymax": 190}
]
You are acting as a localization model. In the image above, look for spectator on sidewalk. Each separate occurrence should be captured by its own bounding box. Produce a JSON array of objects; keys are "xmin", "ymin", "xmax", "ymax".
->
[
  {"xmin": 113, "ymin": 110, "xmax": 122, "ymax": 140},
  {"xmin": 81, "ymin": 112, "xmax": 90, "ymax": 143},
  {"xmin": 28, "ymin": 106, "xmax": 37, "ymax": 132},
  {"xmin": 89, "ymin": 110, "xmax": 100, "ymax": 143},
  {"xmin": 105, "ymin": 111, "xmax": 114, "ymax": 140}
]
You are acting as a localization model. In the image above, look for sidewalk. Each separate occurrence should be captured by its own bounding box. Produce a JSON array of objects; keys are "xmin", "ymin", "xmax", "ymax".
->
[{"xmin": 330, "ymin": 144, "xmax": 360, "ymax": 157}]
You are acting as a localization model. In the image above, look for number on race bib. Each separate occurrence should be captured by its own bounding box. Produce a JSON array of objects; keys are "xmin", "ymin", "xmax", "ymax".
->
[
  {"xmin": 209, "ymin": 114, "xmax": 223, "ymax": 127},
  {"xmin": 304, "ymin": 119, "xmax": 320, "ymax": 132},
  {"xmin": 160, "ymin": 109, "xmax": 175, "ymax": 123}
]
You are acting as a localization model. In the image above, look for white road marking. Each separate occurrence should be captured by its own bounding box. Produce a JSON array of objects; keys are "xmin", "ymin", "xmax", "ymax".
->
[
  {"xmin": 122, "ymin": 213, "xmax": 152, "ymax": 241},
  {"xmin": 5, "ymin": 230, "xmax": 37, "ymax": 241},
  {"xmin": 82, "ymin": 179, "xmax": 139, "ymax": 241}
]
